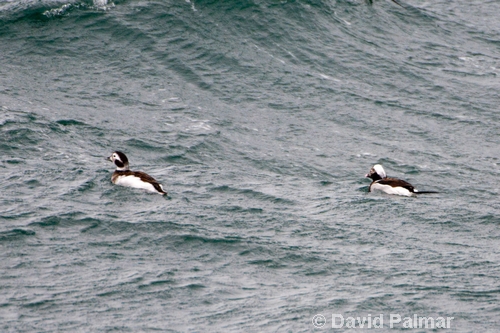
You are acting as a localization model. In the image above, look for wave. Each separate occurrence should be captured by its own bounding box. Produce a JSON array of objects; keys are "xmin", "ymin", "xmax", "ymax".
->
[
  {"xmin": 0, "ymin": 0, "xmax": 114, "ymax": 21},
  {"xmin": 0, "ymin": 228, "xmax": 36, "ymax": 242}
]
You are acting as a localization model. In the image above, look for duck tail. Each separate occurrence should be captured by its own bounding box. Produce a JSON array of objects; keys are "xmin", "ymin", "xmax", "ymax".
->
[{"xmin": 414, "ymin": 190, "xmax": 439, "ymax": 194}]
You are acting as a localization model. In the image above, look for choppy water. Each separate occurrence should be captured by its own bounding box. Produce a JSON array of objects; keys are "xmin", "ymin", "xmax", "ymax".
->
[{"xmin": 1, "ymin": 0, "xmax": 499, "ymax": 331}]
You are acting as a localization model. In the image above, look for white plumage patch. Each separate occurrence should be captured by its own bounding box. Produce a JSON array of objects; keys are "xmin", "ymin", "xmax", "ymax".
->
[
  {"xmin": 370, "ymin": 182, "xmax": 415, "ymax": 197},
  {"xmin": 114, "ymin": 175, "xmax": 159, "ymax": 193},
  {"xmin": 372, "ymin": 164, "xmax": 386, "ymax": 178}
]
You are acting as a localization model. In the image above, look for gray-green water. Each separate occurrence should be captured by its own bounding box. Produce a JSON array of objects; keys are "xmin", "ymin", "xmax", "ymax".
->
[{"xmin": 1, "ymin": 0, "xmax": 499, "ymax": 331}]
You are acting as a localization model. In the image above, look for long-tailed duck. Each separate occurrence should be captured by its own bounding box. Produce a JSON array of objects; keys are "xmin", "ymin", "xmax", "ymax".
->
[
  {"xmin": 108, "ymin": 151, "xmax": 167, "ymax": 195},
  {"xmin": 365, "ymin": 164, "xmax": 438, "ymax": 197}
]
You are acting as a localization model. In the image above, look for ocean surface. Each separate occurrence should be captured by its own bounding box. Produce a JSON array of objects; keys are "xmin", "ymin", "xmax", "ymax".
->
[{"xmin": 1, "ymin": 0, "xmax": 499, "ymax": 331}]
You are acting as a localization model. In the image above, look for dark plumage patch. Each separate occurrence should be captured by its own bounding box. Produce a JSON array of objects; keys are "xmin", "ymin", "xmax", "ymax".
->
[
  {"xmin": 375, "ymin": 177, "xmax": 415, "ymax": 192},
  {"xmin": 367, "ymin": 172, "xmax": 383, "ymax": 181},
  {"xmin": 114, "ymin": 159, "xmax": 125, "ymax": 168},
  {"xmin": 115, "ymin": 151, "xmax": 129, "ymax": 164}
]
